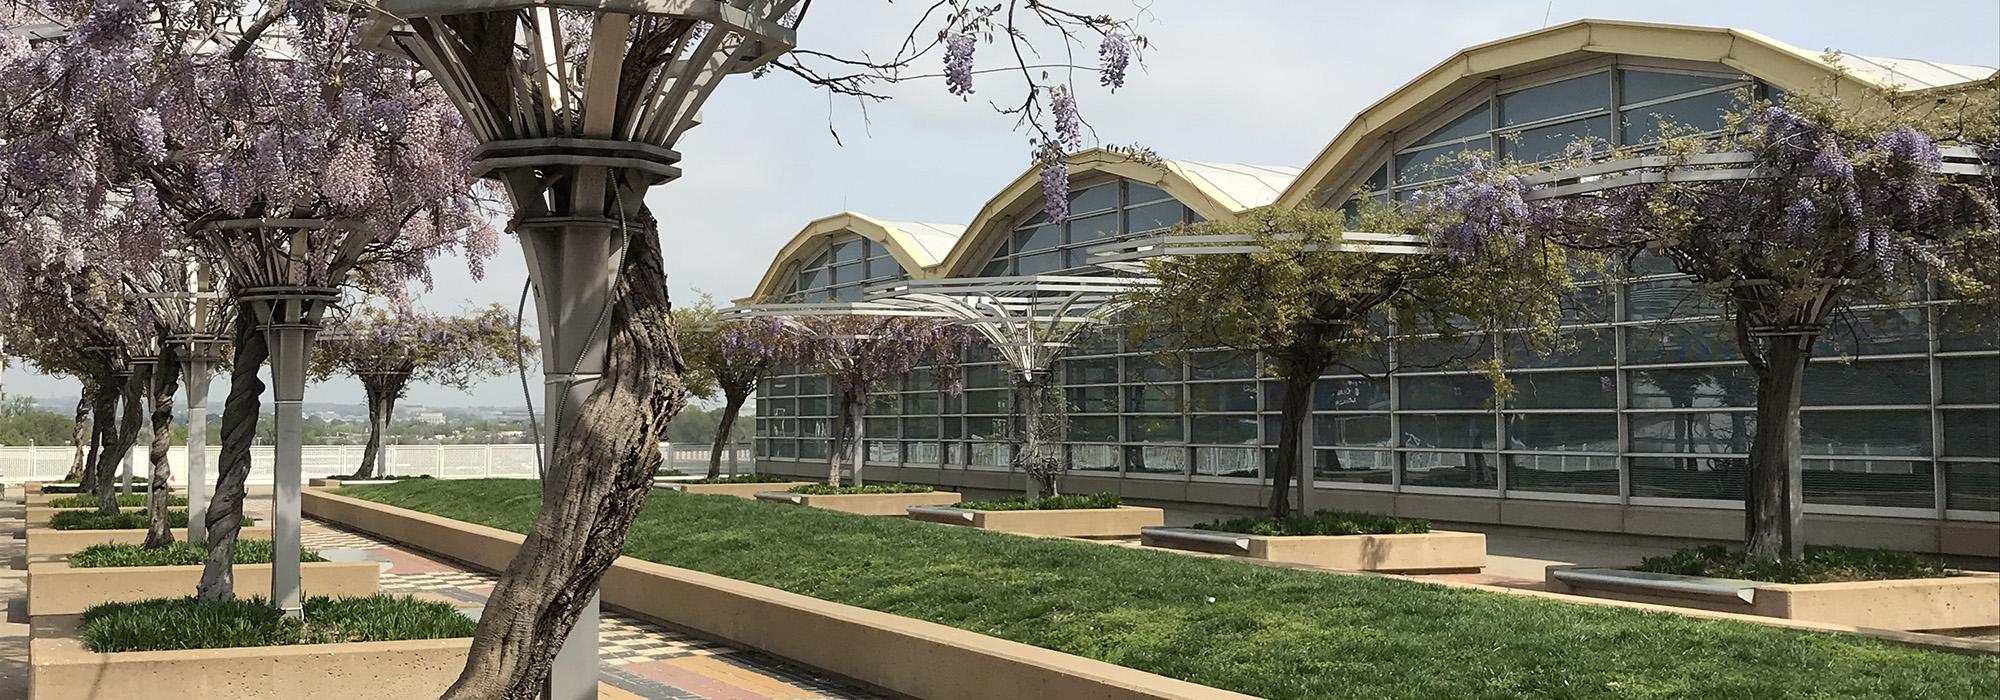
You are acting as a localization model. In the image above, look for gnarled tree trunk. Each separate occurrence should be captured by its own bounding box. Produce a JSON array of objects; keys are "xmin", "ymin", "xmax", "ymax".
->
[
  {"xmin": 67, "ymin": 388, "xmax": 92, "ymax": 481},
  {"xmin": 1743, "ymin": 334, "xmax": 1812, "ymax": 562},
  {"xmin": 826, "ymin": 388, "xmax": 861, "ymax": 487},
  {"xmin": 442, "ymin": 211, "xmax": 689, "ymax": 699},
  {"xmin": 144, "ymin": 350, "xmax": 182, "ymax": 549},
  {"xmin": 197, "ymin": 310, "xmax": 269, "ymax": 601},
  {"xmin": 356, "ymin": 376, "xmax": 405, "ymax": 479},
  {"xmin": 1269, "ymin": 362, "xmax": 1317, "ymax": 519},
  {"xmin": 82, "ymin": 379, "xmax": 117, "ymax": 495},
  {"xmin": 93, "ymin": 370, "xmax": 144, "ymax": 515},
  {"xmin": 706, "ymin": 388, "xmax": 748, "ymax": 479}
]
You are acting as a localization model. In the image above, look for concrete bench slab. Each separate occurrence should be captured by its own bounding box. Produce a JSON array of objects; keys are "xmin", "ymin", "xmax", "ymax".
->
[
  {"xmin": 1141, "ymin": 527, "xmax": 1487, "ymax": 573},
  {"xmin": 1546, "ymin": 565, "xmax": 2000, "ymax": 631},
  {"xmin": 754, "ymin": 490, "xmax": 962, "ymax": 516},
  {"xmin": 909, "ymin": 505, "xmax": 1165, "ymax": 538}
]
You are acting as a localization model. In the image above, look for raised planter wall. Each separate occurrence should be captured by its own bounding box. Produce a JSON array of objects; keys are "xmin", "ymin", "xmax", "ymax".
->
[
  {"xmin": 1140, "ymin": 527, "xmax": 1487, "ymax": 573},
  {"xmin": 1545, "ymin": 566, "xmax": 2000, "ymax": 632},
  {"xmin": 30, "ymin": 615, "xmax": 468, "ymax": 700},
  {"xmin": 658, "ymin": 481, "xmax": 818, "ymax": 499},
  {"xmin": 26, "ymin": 526, "xmax": 272, "ymax": 557},
  {"xmin": 303, "ymin": 489, "xmax": 1254, "ymax": 700},
  {"xmin": 754, "ymin": 490, "xmax": 963, "ymax": 516},
  {"xmin": 909, "ymin": 506, "xmax": 1165, "ymax": 538},
  {"xmin": 27, "ymin": 561, "xmax": 380, "ymax": 617}
]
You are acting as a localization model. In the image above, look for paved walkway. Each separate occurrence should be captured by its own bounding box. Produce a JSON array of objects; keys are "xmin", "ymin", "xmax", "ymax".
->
[{"xmin": 0, "ymin": 486, "xmax": 881, "ymax": 700}]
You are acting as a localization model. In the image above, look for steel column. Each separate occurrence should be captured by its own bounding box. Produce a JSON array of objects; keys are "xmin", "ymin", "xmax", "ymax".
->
[
  {"xmin": 268, "ymin": 325, "xmax": 310, "ymax": 619},
  {"xmin": 184, "ymin": 359, "xmax": 211, "ymax": 545}
]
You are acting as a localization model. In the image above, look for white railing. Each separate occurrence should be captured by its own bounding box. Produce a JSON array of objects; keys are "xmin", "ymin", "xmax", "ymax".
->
[{"xmin": 0, "ymin": 442, "xmax": 753, "ymax": 484}]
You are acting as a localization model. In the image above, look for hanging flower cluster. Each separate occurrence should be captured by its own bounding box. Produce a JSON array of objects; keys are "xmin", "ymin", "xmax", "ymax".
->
[
  {"xmin": 312, "ymin": 305, "xmax": 533, "ymax": 391},
  {"xmin": 943, "ymin": 31, "xmax": 976, "ymax": 98},
  {"xmin": 792, "ymin": 315, "xmax": 970, "ymax": 397}
]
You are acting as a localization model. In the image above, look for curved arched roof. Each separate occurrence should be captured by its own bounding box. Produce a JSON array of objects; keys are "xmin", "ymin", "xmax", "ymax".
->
[
  {"xmin": 742, "ymin": 213, "xmax": 966, "ymax": 302},
  {"xmin": 1274, "ymin": 18, "xmax": 1998, "ymax": 208},
  {"xmin": 932, "ymin": 149, "xmax": 1299, "ymax": 276}
]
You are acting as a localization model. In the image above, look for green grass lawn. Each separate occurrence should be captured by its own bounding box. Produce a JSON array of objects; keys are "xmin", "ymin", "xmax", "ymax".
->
[{"xmin": 340, "ymin": 479, "xmax": 1999, "ymax": 699}]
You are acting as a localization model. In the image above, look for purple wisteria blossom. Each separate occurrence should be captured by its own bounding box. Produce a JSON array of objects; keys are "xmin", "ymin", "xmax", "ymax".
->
[
  {"xmin": 1099, "ymin": 32, "xmax": 1131, "ymax": 89},
  {"xmin": 944, "ymin": 32, "xmax": 976, "ymax": 98}
]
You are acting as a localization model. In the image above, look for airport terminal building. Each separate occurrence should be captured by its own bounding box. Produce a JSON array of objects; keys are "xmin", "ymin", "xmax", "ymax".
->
[{"xmin": 742, "ymin": 20, "xmax": 2000, "ymax": 556}]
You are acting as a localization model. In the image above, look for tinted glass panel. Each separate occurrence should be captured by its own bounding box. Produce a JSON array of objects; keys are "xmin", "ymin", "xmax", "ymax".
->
[
  {"xmin": 1502, "ymin": 114, "xmax": 1611, "ymax": 163},
  {"xmin": 1400, "ymin": 376, "xmax": 1495, "ymax": 410},
  {"xmin": 1629, "ymin": 412, "xmax": 1754, "ymax": 454},
  {"xmin": 1068, "ymin": 212, "xmax": 1120, "ymax": 245},
  {"xmin": 1069, "ymin": 184, "xmax": 1118, "ymax": 215},
  {"xmin": 1507, "ymin": 413, "xmax": 1617, "ymax": 452},
  {"xmin": 1064, "ymin": 357, "xmax": 1119, "ymax": 385},
  {"xmin": 1013, "ymin": 224, "xmax": 1060, "ymax": 253},
  {"xmin": 1316, "ymin": 449, "xmax": 1394, "ymax": 484},
  {"xmin": 1313, "ymin": 377, "xmax": 1391, "ymax": 411},
  {"xmin": 1126, "ymin": 385, "xmax": 1181, "ymax": 413},
  {"xmin": 1628, "ymin": 365, "xmax": 1755, "ymax": 408},
  {"xmin": 1402, "ymin": 451, "xmax": 1499, "ymax": 489},
  {"xmin": 1631, "ymin": 456, "xmax": 1746, "ymax": 500},
  {"xmin": 1802, "ymin": 360, "xmax": 1928, "ymax": 406},
  {"xmin": 1066, "ymin": 386, "xmax": 1120, "ymax": 413},
  {"xmin": 1016, "ymin": 250, "xmax": 1061, "ymax": 275},
  {"xmin": 1414, "ymin": 104, "xmax": 1492, "ymax": 146},
  {"xmin": 830, "ymin": 239, "xmax": 862, "ymax": 262},
  {"xmin": 1944, "ymin": 409, "xmax": 1999, "ymax": 457},
  {"xmin": 1071, "ymin": 416, "xmax": 1119, "ymax": 442},
  {"xmin": 1805, "ymin": 459, "xmax": 1934, "ymax": 509},
  {"xmin": 1507, "ymin": 454, "xmax": 1619, "ymax": 495},
  {"xmin": 1126, "ymin": 181, "xmax": 1170, "ymax": 204},
  {"xmin": 1125, "ymin": 416, "xmax": 1184, "ymax": 443},
  {"xmin": 1125, "ymin": 201, "xmax": 1184, "ymax": 233},
  {"xmin": 1801, "ymin": 410, "xmax": 1928, "ymax": 456},
  {"xmin": 1189, "ymin": 382, "xmax": 1258, "ymax": 412},
  {"xmin": 1945, "ymin": 462, "xmax": 1999, "ymax": 511},
  {"xmin": 1400, "ymin": 413, "xmax": 1497, "ymax": 449},
  {"xmin": 1942, "ymin": 356, "xmax": 2000, "ymax": 405},
  {"xmin": 1315, "ymin": 415, "xmax": 1391, "ymax": 447},
  {"xmin": 1192, "ymin": 415, "xmax": 1258, "ymax": 445},
  {"xmin": 1626, "ymin": 322, "xmax": 1737, "ymax": 364},
  {"xmin": 1511, "ymin": 371, "xmax": 1616, "ymax": 409},
  {"xmin": 1189, "ymin": 351, "xmax": 1258, "ymax": 380},
  {"xmin": 1815, "ymin": 308, "xmax": 1927, "ymax": 355},
  {"xmin": 1499, "ymin": 73, "xmax": 1607, "ymax": 126},
  {"xmin": 1622, "ymin": 90, "xmax": 1739, "ymax": 144},
  {"xmin": 1395, "ymin": 141, "xmax": 1474, "ymax": 184},
  {"xmin": 1619, "ymin": 69, "xmax": 1739, "ymax": 104}
]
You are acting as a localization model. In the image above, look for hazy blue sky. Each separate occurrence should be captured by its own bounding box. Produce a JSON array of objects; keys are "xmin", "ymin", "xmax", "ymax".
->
[{"xmin": 7, "ymin": 0, "xmax": 1997, "ymax": 409}]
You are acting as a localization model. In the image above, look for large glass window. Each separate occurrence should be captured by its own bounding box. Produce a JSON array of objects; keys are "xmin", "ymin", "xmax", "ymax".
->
[
  {"xmin": 788, "ymin": 234, "xmax": 908, "ymax": 302},
  {"xmin": 981, "ymin": 179, "xmax": 1193, "ymax": 275}
]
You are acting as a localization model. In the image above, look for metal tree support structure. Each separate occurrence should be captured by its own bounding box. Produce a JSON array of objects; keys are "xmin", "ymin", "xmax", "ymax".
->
[
  {"xmin": 365, "ymin": 3, "xmax": 801, "ymax": 694},
  {"xmin": 869, "ymin": 275, "xmax": 1157, "ymax": 497},
  {"xmin": 206, "ymin": 218, "xmax": 346, "ymax": 619},
  {"xmin": 1087, "ymin": 231, "xmax": 1437, "ymax": 513},
  {"xmin": 132, "ymin": 260, "xmax": 233, "ymax": 545}
]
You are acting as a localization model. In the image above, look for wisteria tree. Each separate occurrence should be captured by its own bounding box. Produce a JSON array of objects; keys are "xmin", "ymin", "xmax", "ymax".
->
[
  {"xmin": 1429, "ymin": 86, "xmax": 2000, "ymax": 560},
  {"xmin": 675, "ymin": 299, "xmax": 803, "ymax": 478},
  {"xmin": 313, "ymin": 305, "xmax": 532, "ymax": 479},
  {"xmin": 0, "ymin": 2, "xmax": 498, "ymax": 596},
  {"xmin": 1125, "ymin": 205, "xmax": 1577, "ymax": 518},
  {"xmin": 138, "ymin": 340, "xmax": 179, "ymax": 547},
  {"xmin": 789, "ymin": 315, "xmax": 968, "ymax": 486}
]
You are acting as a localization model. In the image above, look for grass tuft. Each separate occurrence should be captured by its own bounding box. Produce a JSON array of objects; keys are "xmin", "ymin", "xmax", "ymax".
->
[
  {"xmin": 958, "ymin": 492, "xmax": 1121, "ymax": 511},
  {"xmin": 331, "ymin": 473, "xmax": 434, "ymax": 481},
  {"xmin": 79, "ymin": 596, "xmax": 475, "ymax": 653},
  {"xmin": 1191, "ymin": 510, "xmax": 1430, "ymax": 536},
  {"xmin": 49, "ymin": 510, "xmax": 254, "ymax": 530},
  {"xmin": 46, "ymin": 494, "xmax": 187, "ymax": 509},
  {"xmin": 787, "ymin": 483, "xmax": 932, "ymax": 495},
  {"xmin": 40, "ymin": 484, "xmax": 160, "ymax": 495},
  {"xmin": 1634, "ymin": 545, "xmax": 1952, "ymax": 584},
  {"xmin": 656, "ymin": 468, "xmax": 687, "ymax": 477},
  {"xmin": 69, "ymin": 540, "xmax": 325, "ymax": 568}
]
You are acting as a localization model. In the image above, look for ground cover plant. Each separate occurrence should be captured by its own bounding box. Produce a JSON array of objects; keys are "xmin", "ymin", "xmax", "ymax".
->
[
  {"xmin": 39, "ymin": 484, "xmax": 159, "ymax": 495},
  {"xmin": 47, "ymin": 494, "xmax": 186, "ymax": 509},
  {"xmin": 684, "ymin": 474, "xmax": 795, "ymax": 485},
  {"xmin": 656, "ymin": 469, "xmax": 687, "ymax": 477},
  {"xmin": 1634, "ymin": 545, "xmax": 1952, "ymax": 585},
  {"xmin": 787, "ymin": 483, "xmax": 933, "ymax": 495},
  {"xmin": 340, "ymin": 479, "xmax": 1997, "ymax": 699},
  {"xmin": 49, "ymin": 511, "xmax": 252, "ymax": 530},
  {"xmin": 1192, "ymin": 510, "xmax": 1431, "ymax": 536},
  {"xmin": 80, "ymin": 596, "xmax": 477, "ymax": 653},
  {"xmin": 331, "ymin": 474, "xmax": 435, "ymax": 482},
  {"xmin": 957, "ymin": 493, "xmax": 1121, "ymax": 511},
  {"xmin": 70, "ymin": 541, "xmax": 324, "ymax": 568}
]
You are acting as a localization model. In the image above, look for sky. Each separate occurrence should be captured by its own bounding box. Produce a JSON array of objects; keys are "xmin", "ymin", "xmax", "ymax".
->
[{"xmin": 5, "ymin": 0, "xmax": 1998, "ymax": 410}]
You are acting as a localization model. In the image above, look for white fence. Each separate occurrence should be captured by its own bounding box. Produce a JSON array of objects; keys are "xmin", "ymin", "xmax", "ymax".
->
[{"xmin": 0, "ymin": 442, "xmax": 751, "ymax": 484}]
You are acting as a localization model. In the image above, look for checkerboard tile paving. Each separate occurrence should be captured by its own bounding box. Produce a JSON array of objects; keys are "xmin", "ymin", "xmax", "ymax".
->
[{"xmin": 306, "ymin": 518, "xmax": 884, "ymax": 699}]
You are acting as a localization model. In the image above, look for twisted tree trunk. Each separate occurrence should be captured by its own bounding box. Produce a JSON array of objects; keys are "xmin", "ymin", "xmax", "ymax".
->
[
  {"xmin": 197, "ymin": 311, "xmax": 269, "ymax": 601},
  {"xmin": 67, "ymin": 388, "xmax": 91, "ymax": 481},
  {"xmin": 82, "ymin": 379, "xmax": 117, "ymax": 495},
  {"xmin": 1269, "ymin": 365, "xmax": 1316, "ymax": 519},
  {"xmin": 826, "ymin": 388, "xmax": 861, "ymax": 487},
  {"xmin": 706, "ymin": 388, "xmax": 748, "ymax": 479},
  {"xmin": 144, "ymin": 350, "xmax": 183, "ymax": 549},
  {"xmin": 442, "ymin": 212, "xmax": 689, "ymax": 699},
  {"xmin": 93, "ymin": 370, "xmax": 144, "ymax": 515},
  {"xmin": 356, "ymin": 376, "xmax": 405, "ymax": 479},
  {"xmin": 1744, "ymin": 336, "xmax": 1811, "ymax": 562}
]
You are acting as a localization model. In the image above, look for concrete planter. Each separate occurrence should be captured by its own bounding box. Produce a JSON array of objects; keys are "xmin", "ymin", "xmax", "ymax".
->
[
  {"xmin": 26, "ymin": 506, "xmax": 148, "ymax": 528},
  {"xmin": 656, "ymin": 481, "xmax": 818, "ymax": 499},
  {"xmin": 29, "ymin": 615, "xmax": 469, "ymax": 700},
  {"xmin": 303, "ymin": 489, "xmax": 1255, "ymax": 700},
  {"xmin": 27, "ymin": 561, "xmax": 381, "ymax": 617},
  {"xmin": 310, "ymin": 478, "xmax": 413, "ymax": 488},
  {"xmin": 1140, "ymin": 527, "xmax": 1487, "ymax": 574},
  {"xmin": 909, "ymin": 505, "xmax": 1166, "ymax": 538},
  {"xmin": 27, "ymin": 526, "xmax": 273, "ymax": 557},
  {"xmin": 1545, "ymin": 566, "xmax": 2000, "ymax": 632},
  {"xmin": 754, "ymin": 490, "xmax": 963, "ymax": 516}
]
